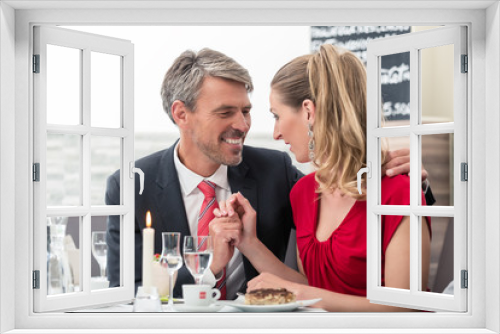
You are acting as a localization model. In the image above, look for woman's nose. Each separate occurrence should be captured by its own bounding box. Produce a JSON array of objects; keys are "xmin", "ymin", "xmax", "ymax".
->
[{"xmin": 273, "ymin": 123, "xmax": 282, "ymax": 141}]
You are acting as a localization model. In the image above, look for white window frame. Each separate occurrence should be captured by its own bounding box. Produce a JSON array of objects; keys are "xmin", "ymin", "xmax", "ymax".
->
[
  {"xmin": 366, "ymin": 25, "xmax": 467, "ymax": 312},
  {"xmin": 0, "ymin": 1, "xmax": 498, "ymax": 333},
  {"xmin": 32, "ymin": 25, "xmax": 136, "ymax": 312}
]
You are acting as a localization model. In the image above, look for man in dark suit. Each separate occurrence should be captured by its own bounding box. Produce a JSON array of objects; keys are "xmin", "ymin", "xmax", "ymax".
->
[{"xmin": 106, "ymin": 48, "xmax": 434, "ymax": 299}]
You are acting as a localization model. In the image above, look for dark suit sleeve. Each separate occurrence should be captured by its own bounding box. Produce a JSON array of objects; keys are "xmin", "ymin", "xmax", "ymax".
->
[
  {"xmin": 105, "ymin": 172, "xmax": 121, "ymax": 288},
  {"xmin": 425, "ymin": 185, "xmax": 436, "ymax": 206}
]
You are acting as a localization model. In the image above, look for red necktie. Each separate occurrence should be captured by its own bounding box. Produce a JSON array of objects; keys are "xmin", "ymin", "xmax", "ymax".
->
[{"xmin": 197, "ymin": 180, "xmax": 226, "ymax": 299}]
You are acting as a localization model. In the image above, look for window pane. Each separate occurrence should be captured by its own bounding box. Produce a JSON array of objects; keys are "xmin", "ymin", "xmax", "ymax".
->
[
  {"xmin": 47, "ymin": 216, "xmax": 80, "ymax": 295},
  {"xmin": 421, "ymin": 133, "xmax": 454, "ymax": 206},
  {"xmin": 91, "ymin": 216, "xmax": 119, "ymax": 290},
  {"xmin": 46, "ymin": 44, "xmax": 81, "ymax": 125},
  {"xmin": 380, "ymin": 136, "xmax": 410, "ymax": 205},
  {"xmin": 381, "ymin": 215, "xmax": 410, "ymax": 291},
  {"xmin": 380, "ymin": 51, "xmax": 410, "ymax": 127},
  {"xmin": 46, "ymin": 133, "xmax": 81, "ymax": 206},
  {"xmin": 91, "ymin": 136, "xmax": 121, "ymax": 206},
  {"xmin": 420, "ymin": 44, "xmax": 454, "ymax": 124},
  {"xmin": 91, "ymin": 52, "xmax": 121, "ymax": 128},
  {"xmin": 98, "ymin": 215, "xmax": 122, "ymax": 289},
  {"xmin": 421, "ymin": 216, "xmax": 453, "ymax": 294}
]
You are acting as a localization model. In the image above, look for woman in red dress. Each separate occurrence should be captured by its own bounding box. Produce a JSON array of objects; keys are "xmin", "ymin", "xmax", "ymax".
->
[{"xmin": 215, "ymin": 44, "xmax": 431, "ymax": 312}]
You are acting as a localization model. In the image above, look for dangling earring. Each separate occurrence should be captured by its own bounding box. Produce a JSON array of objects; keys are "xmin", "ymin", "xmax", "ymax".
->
[{"xmin": 308, "ymin": 123, "xmax": 315, "ymax": 161}]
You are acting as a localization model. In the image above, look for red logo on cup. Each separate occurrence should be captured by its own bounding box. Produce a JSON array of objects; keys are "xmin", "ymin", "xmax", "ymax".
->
[{"xmin": 199, "ymin": 291, "xmax": 207, "ymax": 299}]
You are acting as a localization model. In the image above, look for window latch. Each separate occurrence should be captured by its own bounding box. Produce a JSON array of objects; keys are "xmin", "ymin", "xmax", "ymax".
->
[
  {"xmin": 129, "ymin": 161, "xmax": 144, "ymax": 195},
  {"xmin": 461, "ymin": 54, "xmax": 468, "ymax": 73},
  {"xmin": 461, "ymin": 163, "xmax": 468, "ymax": 181},
  {"xmin": 357, "ymin": 162, "xmax": 371, "ymax": 194},
  {"xmin": 33, "ymin": 163, "xmax": 40, "ymax": 182},
  {"xmin": 33, "ymin": 270, "xmax": 40, "ymax": 289},
  {"xmin": 461, "ymin": 270, "xmax": 468, "ymax": 289},
  {"xmin": 33, "ymin": 54, "xmax": 40, "ymax": 73}
]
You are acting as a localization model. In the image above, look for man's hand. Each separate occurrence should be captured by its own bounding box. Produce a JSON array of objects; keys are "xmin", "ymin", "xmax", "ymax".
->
[
  {"xmin": 208, "ymin": 216, "xmax": 242, "ymax": 276},
  {"xmin": 382, "ymin": 148, "xmax": 429, "ymax": 182}
]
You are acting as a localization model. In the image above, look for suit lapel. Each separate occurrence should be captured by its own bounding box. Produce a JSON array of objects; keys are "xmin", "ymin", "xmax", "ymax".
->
[
  {"xmin": 228, "ymin": 158, "xmax": 259, "ymax": 282},
  {"xmin": 228, "ymin": 159, "xmax": 257, "ymax": 211},
  {"xmin": 154, "ymin": 143, "xmax": 191, "ymax": 238}
]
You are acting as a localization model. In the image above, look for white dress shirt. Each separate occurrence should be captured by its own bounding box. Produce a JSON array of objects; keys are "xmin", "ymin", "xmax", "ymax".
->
[{"xmin": 173, "ymin": 144, "xmax": 245, "ymax": 299}]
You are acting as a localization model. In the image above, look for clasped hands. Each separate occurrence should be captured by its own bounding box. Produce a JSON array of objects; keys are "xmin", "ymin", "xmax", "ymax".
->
[{"xmin": 208, "ymin": 192, "xmax": 256, "ymax": 277}]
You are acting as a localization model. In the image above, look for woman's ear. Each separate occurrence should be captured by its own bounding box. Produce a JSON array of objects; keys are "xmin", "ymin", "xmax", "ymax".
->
[
  {"xmin": 302, "ymin": 99, "xmax": 316, "ymax": 126},
  {"xmin": 171, "ymin": 100, "xmax": 188, "ymax": 127}
]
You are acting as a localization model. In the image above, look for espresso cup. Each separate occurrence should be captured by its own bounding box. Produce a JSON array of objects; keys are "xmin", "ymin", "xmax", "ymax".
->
[{"xmin": 182, "ymin": 284, "xmax": 221, "ymax": 306}]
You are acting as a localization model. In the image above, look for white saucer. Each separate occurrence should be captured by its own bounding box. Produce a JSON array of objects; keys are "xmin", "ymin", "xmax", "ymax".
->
[{"xmin": 172, "ymin": 304, "xmax": 224, "ymax": 313}]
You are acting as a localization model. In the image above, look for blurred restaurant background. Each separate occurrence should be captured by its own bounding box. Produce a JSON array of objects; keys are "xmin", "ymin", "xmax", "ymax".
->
[{"xmin": 46, "ymin": 26, "xmax": 454, "ymax": 295}]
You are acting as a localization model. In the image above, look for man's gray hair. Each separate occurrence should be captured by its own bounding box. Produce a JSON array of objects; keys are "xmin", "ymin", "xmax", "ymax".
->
[{"xmin": 160, "ymin": 48, "xmax": 254, "ymax": 124}]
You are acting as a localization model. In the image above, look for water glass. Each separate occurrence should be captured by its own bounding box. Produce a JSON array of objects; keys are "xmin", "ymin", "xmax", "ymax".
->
[
  {"xmin": 183, "ymin": 235, "xmax": 213, "ymax": 285},
  {"xmin": 91, "ymin": 231, "xmax": 108, "ymax": 278}
]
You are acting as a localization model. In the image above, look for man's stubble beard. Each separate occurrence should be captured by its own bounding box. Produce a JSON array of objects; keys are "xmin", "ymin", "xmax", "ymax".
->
[{"xmin": 196, "ymin": 137, "xmax": 243, "ymax": 167}]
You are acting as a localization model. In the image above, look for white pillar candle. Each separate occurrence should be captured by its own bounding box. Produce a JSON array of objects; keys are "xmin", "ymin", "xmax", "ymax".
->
[{"xmin": 142, "ymin": 211, "xmax": 154, "ymax": 294}]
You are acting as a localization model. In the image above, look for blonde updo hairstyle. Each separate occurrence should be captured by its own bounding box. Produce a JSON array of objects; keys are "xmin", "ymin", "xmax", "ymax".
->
[{"xmin": 271, "ymin": 44, "xmax": 368, "ymax": 198}]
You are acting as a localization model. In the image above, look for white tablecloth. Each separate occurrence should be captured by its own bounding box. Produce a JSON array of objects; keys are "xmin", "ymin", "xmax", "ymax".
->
[{"xmin": 73, "ymin": 302, "xmax": 325, "ymax": 313}]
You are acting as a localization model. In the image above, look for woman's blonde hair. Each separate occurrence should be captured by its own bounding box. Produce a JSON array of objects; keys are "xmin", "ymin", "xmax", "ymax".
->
[{"xmin": 271, "ymin": 44, "xmax": 368, "ymax": 199}]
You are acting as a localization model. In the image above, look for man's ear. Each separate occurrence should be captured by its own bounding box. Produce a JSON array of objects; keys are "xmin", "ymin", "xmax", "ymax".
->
[
  {"xmin": 171, "ymin": 100, "xmax": 188, "ymax": 127},
  {"xmin": 302, "ymin": 99, "xmax": 316, "ymax": 126}
]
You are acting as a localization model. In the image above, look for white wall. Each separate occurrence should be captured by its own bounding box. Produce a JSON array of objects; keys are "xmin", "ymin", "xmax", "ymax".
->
[
  {"xmin": 0, "ymin": 2, "xmax": 16, "ymax": 334},
  {"xmin": 65, "ymin": 26, "xmax": 311, "ymax": 136}
]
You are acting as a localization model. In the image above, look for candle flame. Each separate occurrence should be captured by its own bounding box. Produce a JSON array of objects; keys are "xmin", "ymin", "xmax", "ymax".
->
[{"xmin": 146, "ymin": 211, "xmax": 151, "ymax": 228}]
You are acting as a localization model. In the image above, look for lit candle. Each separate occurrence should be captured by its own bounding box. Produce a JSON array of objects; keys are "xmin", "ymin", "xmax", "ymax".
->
[{"xmin": 142, "ymin": 211, "xmax": 154, "ymax": 293}]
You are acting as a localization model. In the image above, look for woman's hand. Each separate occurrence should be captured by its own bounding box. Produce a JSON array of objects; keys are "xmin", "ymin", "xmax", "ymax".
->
[
  {"xmin": 216, "ymin": 193, "xmax": 309, "ymax": 287},
  {"xmin": 215, "ymin": 192, "xmax": 258, "ymax": 253},
  {"xmin": 247, "ymin": 272, "xmax": 302, "ymax": 298}
]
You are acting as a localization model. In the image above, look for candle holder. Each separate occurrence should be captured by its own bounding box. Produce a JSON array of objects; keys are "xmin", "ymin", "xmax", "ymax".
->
[{"xmin": 132, "ymin": 286, "xmax": 162, "ymax": 312}]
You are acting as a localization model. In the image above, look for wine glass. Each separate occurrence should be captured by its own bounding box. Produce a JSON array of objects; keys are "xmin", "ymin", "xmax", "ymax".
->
[
  {"xmin": 159, "ymin": 232, "xmax": 183, "ymax": 308},
  {"xmin": 91, "ymin": 231, "xmax": 108, "ymax": 279},
  {"xmin": 183, "ymin": 235, "xmax": 214, "ymax": 285}
]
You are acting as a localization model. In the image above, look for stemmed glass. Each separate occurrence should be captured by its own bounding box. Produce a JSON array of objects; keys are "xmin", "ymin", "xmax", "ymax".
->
[
  {"xmin": 183, "ymin": 236, "xmax": 214, "ymax": 285},
  {"xmin": 91, "ymin": 231, "xmax": 108, "ymax": 279},
  {"xmin": 159, "ymin": 232, "xmax": 183, "ymax": 308}
]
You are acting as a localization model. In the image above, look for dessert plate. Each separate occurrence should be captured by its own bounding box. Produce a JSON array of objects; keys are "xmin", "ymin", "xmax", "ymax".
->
[{"xmin": 216, "ymin": 298, "xmax": 322, "ymax": 312}]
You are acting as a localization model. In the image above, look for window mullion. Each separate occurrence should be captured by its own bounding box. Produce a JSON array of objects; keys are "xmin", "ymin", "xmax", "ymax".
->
[
  {"xmin": 121, "ymin": 47, "xmax": 135, "ymax": 291},
  {"xmin": 410, "ymin": 46, "xmax": 420, "ymax": 295},
  {"xmin": 366, "ymin": 48, "xmax": 379, "ymax": 300},
  {"xmin": 373, "ymin": 205, "xmax": 455, "ymax": 217},
  {"xmin": 45, "ymin": 206, "xmax": 129, "ymax": 217},
  {"xmin": 81, "ymin": 214, "xmax": 91, "ymax": 294},
  {"xmin": 45, "ymin": 124, "xmax": 130, "ymax": 137},
  {"xmin": 81, "ymin": 47, "xmax": 92, "ymax": 295}
]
